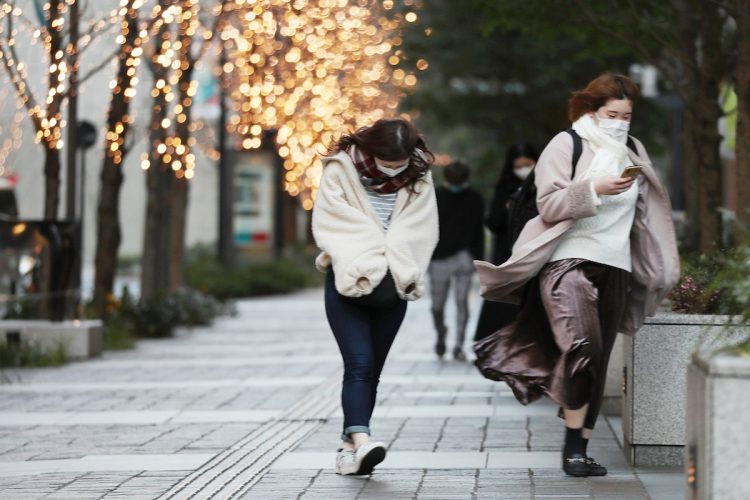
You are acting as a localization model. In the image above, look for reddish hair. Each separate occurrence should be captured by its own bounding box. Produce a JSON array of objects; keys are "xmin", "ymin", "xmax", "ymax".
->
[{"xmin": 568, "ymin": 73, "xmax": 640, "ymax": 122}]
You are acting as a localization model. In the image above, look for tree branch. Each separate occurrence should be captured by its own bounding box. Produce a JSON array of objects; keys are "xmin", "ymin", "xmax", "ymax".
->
[
  {"xmin": 625, "ymin": 0, "xmax": 678, "ymax": 52},
  {"xmin": 572, "ymin": 0, "xmax": 693, "ymax": 103},
  {"xmin": 0, "ymin": 14, "xmax": 42, "ymax": 131},
  {"xmin": 77, "ymin": 48, "xmax": 119, "ymax": 86}
]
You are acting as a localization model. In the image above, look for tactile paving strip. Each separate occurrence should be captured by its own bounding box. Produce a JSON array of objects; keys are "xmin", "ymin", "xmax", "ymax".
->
[{"xmin": 158, "ymin": 370, "xmax": 341, "ymax": 499}]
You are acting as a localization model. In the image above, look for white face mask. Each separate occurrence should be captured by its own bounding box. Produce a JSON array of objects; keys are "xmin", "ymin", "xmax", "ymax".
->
[
  {"xmin": 375, "ymin": 160, "xmax": 409, "ymax": 177},
  {"xmin": 597, "ymin": 117, "xmax": 630, "ymax": 142},
  {"xmin": 513, "ymin": 166, "xmax": 534, "ymax": 180}
]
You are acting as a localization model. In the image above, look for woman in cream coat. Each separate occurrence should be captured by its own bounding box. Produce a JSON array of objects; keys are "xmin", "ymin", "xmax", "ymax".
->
[
  {"xmin": 312, "ymin": 118, "xmax": 438, "ymax": 476},
  {"xmin": 474, "ymin": 74, "xmax": 679, "ymax": 477}
]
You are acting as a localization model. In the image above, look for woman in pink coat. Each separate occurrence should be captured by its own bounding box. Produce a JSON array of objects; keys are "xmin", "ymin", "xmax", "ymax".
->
[{"xmin": 473, "ymin": 74, "xmax": 679, "ymax": 477}]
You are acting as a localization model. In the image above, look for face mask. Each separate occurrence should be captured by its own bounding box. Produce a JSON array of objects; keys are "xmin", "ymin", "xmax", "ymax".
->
[
  {"xmin": 513, "ymin": 166, "xmax": 533, "ymax": 180},
  {"xmin": 446, "ymin": 184, "xmax": 464, "ymax": 193},
  {"xmin": 375, "ymin": 160, "xmax": 409, "ymax": 177},
  {"xmin": 597, "ymin": 117, "xmax": 630, "ymax": 142}
]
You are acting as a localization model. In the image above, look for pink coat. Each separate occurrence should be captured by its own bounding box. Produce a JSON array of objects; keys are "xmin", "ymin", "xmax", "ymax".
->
[{"xmin": 474, "ymin": 131, "xmax": 680, "ymax": 335}]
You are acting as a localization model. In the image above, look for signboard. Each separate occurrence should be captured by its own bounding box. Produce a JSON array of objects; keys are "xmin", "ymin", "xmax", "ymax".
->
[{"xmin": 233, "ymin": 150, "xmax": 275, "ymax": 254}]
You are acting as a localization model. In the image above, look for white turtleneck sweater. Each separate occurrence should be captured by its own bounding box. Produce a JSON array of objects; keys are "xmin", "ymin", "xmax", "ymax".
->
[{"xmin": 549, "ymin": 169, "xmax": 638, "ymax": 272}]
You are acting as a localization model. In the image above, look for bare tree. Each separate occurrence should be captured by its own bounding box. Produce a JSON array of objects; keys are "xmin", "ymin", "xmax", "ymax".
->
[
  {"xmin": 572, "ymin": 0, "xmax": 729, "ymax": 252},
  {"xmin": 141, "ymin": 0, "xmax": 173, "ymax": 301},
  {"xmin": 0, "ymin": 0, "xmax": 66, "ymax": 218},
  {"xmin": 92, "ymin": 0, "xmax": 141, "ymax": 317}
]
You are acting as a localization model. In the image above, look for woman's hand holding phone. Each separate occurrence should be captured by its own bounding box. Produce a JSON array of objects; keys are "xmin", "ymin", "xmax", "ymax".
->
[
  {"xmin": 594, "ymin": 176, "xmax": 635, "ymax": 196},
  {"xmin": 593, "ymin": 165, "xmax": 642, "ymax": 196}
]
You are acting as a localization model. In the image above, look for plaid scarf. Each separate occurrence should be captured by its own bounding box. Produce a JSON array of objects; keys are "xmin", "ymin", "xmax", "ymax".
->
[{"xmin": 347, "ymin": 145, "xmax": 410, "ymax": 194}]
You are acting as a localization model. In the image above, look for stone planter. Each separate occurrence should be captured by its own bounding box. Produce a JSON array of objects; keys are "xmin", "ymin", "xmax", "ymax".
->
[
  {"xmin": 0, "ymin": 320, "xmax": 103, "ymax": 359},
  {"xmin": 686, "ymin": 351, "xmax": 750, "ymax": 500},
  {"xmin": 622, "ymin": 314, "xmax": 729, "ymax": 467}
]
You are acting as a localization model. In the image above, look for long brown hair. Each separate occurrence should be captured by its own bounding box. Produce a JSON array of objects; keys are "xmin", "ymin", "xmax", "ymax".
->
[
  {"xmin": 568, "ymin": 73, "xmax": 640, "ymax": 122},
  {"xmin": 329, "ymin": 118, "xmax": 435, "ymax": 190}
]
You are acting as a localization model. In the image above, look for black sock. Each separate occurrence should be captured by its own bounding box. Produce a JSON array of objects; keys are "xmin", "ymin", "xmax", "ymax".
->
[
  {"xmin": 564, "ymin": 427, "xmax": 585, "ymax": 456},
  {"xmin": 582, "ymin": 437, "xmax": 589, "ymax": 456}
]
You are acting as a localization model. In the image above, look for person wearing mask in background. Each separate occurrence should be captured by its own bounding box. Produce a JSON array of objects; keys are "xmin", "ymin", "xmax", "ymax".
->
[
  {"xmin": 474, "ymin": 73, "xmax": 679, "ymax": 477},
  {"xmin": 474, "ymin": 142, "xmax": 539, "ymax": 342},
  {"xmin": 429, "ymin": 161, "xmax": 484, "ymax": 361},
  {"xmin": 313, "ymin": 118, "xmax": 439, "ymax": 476}
]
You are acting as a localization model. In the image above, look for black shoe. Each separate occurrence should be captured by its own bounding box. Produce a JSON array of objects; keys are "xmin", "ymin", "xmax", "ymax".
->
[
  {"xmin": 435, "ymin": 341, "xmax": 446, "ymax": 357},
  {"xmin": 563, "ymin": 453, "xmax": 590, "ymax": 477},
  {"xmin": 585, "ymin": 456, "xmax": 608, "ymax": 476}
]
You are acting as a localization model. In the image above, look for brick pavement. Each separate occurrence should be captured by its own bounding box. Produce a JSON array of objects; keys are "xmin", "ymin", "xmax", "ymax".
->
[{"xmin": 0, "ymin": 288, "xmax": 683, "ymax": 499}]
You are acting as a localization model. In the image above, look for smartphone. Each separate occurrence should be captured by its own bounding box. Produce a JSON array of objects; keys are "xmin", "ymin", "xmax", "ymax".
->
[{"xmin": 620, "ymin": 165, "xmax": 642, "ymax": 179}]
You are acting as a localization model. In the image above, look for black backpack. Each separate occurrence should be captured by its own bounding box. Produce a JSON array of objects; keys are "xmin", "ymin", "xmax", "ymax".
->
[{"xmin": 506, "ymin": 129, "xmax": 637, "ymax": 247}]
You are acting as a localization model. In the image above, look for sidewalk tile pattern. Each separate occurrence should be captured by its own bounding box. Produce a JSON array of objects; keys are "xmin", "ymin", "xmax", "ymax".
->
[{"xmin": 0, "ymin": 288, "xmax": 682, "ymax": 499}]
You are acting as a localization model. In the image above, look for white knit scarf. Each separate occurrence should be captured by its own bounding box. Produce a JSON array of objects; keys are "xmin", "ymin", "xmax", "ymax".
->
[{"xmin": 571, "ymin": 114, "xmax": 630, "ymax": 180}]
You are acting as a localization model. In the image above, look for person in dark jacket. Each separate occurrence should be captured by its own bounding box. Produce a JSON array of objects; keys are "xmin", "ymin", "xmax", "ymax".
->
[
  {"xmin": 473, "ymin": 142, "xmax": 538, "ymax": 341},
  {"xmin": 429, "ymin": 161, "xmax": 484, "ymax": 361}
]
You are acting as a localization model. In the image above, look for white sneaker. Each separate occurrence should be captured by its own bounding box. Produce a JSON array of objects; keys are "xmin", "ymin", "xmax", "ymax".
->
[
  {"xmin": 353, "ymin": 441, "xmax": 387, "ymax": 475},
  {"xmin": 335, "ymin": 448, "xmax": 358, "ymax": 475}
]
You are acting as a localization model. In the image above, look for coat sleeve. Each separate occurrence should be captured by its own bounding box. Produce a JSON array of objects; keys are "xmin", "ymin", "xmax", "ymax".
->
[
  {"xmin": 385, "ymin": 173, "xmax": 439, "ymax": 300},
  {"xmin": 535, "ymin": 132, "xmax": 599, "ymax": 223},
  {"xmin": 311, "ymin": 164, "xmax": 387, "ymax": 297}
]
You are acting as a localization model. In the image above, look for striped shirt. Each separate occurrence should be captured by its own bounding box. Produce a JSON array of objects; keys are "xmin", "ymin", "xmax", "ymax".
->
[{"xmin": 366, "ymin": 189, "xmax": 398, "ymax": 230}]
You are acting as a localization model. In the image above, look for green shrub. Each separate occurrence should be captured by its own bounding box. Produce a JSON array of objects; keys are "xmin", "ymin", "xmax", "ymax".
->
[
  {"xmin": 102, "ymin": 316, "xmax": 137, "ymax": 350},
  {"xmin": 186, "ymin": 256, "xmax": 321, "ymax": 299},
  {"xmin": 97, "ymin": 286, "xmax": 234, "ymax": 342},
  {"xmin": 0, "ymin": 340, "xmax": 67, "ymax": 368},
  {"xmin": 713, "ymin": 246, "xmax": 750, "ymax": 321},
  {"xmin": 672, "ymin": 247, "xmax": 750, "ymax": 357},
  {"xmin": 669, "ymin": 252, "xmax": 725, "ymax": 314}
]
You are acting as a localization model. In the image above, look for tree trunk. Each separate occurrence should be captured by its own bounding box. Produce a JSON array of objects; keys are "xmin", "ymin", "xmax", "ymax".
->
[
  {"xmin": 43, "ymin": 146, "xmax": 62, "ymax": 219},
  {"xmin": 141, "ymin": 19, "xmax": 172, "ymax": 301},
  {"xmin": 734, "ymin": 0, "xmax": 750, "ymax": 236},
  {"xmin": 693, "ymin": 1, "xmax": 724, "ymax": 252},
  {"xmin": 92, "ymin": 1, "xmax": 140, "ymax": 317},
  {"xmin": 169, "ymin": 177, "xmax": 188, "ymax": 290},
  {"xmin": 672, "ymin": 0, "xmax": 700, "ymax": 249},
  {"xmin": 168, "ymin": 11, "xmax": 195, "ymax": 291}
]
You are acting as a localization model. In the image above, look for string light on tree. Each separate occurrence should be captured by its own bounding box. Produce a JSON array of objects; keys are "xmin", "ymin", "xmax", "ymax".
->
[{"xmin": 221, "ymin": 0, "xmax": 424, "ymax": 210}]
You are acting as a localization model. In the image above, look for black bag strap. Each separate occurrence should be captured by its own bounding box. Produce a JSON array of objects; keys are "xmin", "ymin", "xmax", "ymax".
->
[
  {"xmin": 565, "ymin": 128, "xmax": 582, "ymax": 179},
  {"xmin": 626, "ymin": 135, "xmax": 637, "ymax": 154},
  {"xmin": 565, "ymin": 128, "xmax": 640, "ymax": 180}
]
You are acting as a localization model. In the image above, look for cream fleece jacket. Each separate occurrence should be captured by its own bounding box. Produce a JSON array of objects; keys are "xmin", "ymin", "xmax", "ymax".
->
[{"xmin": 312, "ymin": 151, "xmax": 439, "ymax": 301}]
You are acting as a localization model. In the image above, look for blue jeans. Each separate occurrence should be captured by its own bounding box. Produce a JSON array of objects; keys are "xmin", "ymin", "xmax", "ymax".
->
[{"xmin": 324, "ymin": 270, "xmax": 407, "ymax": 442}]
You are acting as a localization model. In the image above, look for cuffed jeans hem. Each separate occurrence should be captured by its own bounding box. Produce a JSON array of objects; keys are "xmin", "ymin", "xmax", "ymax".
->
[{"xmin": 341, "ymin": 425, "xmax": 370, "ymax": 442}]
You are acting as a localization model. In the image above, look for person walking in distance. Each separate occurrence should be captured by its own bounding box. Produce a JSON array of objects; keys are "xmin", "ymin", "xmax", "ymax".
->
[
  {"xmin": 474, "ymin": 142, "xmax": 538, "ymax": 342},
  {"xmin": 473, "ymin": 74, "xmax": 679, "ymax": 477},
  {"xmin": 429, "ymin": 161, "xmax": 484, "ymax": 361},
  {"xmin": 312, "ymin": 118, "xmax": 439, "ymax": 476}
]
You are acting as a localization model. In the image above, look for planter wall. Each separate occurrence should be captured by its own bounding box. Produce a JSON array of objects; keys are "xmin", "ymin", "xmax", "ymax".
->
[
  {"xmin": 622, "ymin": 314, "xmax": 729, "ymax": 467},
  {"xmin": 686, "ymin": 353, "xmax": 750, "ymax": 500},
  {"xmin": 0, "ymin": 320, "xmax": 103, "ymax": 359}
]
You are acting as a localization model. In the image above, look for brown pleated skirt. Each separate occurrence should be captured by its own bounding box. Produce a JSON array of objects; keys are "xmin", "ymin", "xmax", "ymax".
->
[{"xmin": 474, "ymin": 258, "xmax": 629, "ymax": 429}]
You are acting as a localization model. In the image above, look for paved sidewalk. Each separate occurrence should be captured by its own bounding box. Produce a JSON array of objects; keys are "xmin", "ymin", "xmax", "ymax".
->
[{"xmin": 0, "ymin": 288, "xmax": 683, "ymax": 499}]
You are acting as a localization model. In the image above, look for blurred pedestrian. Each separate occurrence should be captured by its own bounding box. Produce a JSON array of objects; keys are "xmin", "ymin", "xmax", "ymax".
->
[
  {"xmin": 429, "ymin": 161, "xmax": 484, "ymax": 361},
  {"xmin": 473, "ymin": 73, "xmax": 679, "ymax": 477},
  {"xmin": 473, "ymin": 142, "xmax": 538, "ymax": 342},
  {"xmin": 312, "ymin": 118, "xmax": 439, "ymax": 476}
]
